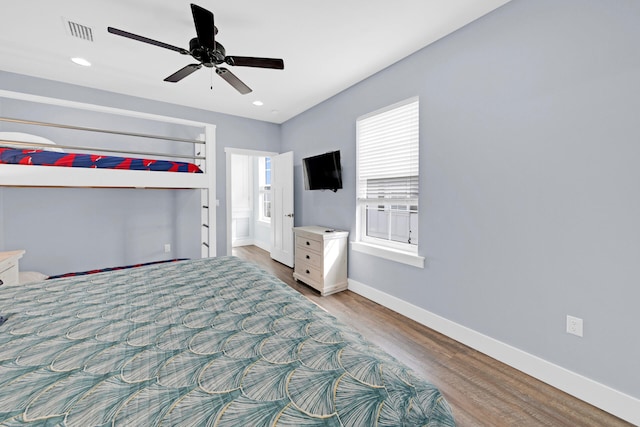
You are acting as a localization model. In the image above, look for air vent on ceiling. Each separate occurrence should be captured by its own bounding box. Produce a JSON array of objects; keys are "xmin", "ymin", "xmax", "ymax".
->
[{"xmin": 63, "ymin": 18, "xmax": 94, "ymax": 42}]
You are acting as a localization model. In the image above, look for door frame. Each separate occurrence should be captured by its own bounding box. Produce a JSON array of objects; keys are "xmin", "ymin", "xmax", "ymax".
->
[{"xmin": 225, "ymin": 147, "xmax": 278, "ymax": 256}]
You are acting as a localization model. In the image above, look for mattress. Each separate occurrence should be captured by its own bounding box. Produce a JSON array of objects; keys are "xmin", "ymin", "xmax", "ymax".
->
[
  {"xmin": 0, "ymin": 146, "xmax": 202, "ymax": 173},
  {"xmin": 0, "ymin": 256, "xmax": 455, "ymax": 426}
]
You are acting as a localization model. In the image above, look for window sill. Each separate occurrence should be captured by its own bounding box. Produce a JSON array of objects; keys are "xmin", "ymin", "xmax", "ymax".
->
[{"xmin": 351, "ymin": 241, "xmax": 425, "ymax": 268}]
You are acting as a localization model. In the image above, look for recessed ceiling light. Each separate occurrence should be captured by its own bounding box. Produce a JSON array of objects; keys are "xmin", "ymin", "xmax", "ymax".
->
[
  {"xmin": 71, "ymin": 57, "xmax": 91, "ymax": 67},
  {"xmin": 252, "ymin": 100, "xmax": 264, "ymax": 106}
]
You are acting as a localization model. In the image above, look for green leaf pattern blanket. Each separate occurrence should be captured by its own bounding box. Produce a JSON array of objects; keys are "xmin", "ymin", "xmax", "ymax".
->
[{"xmin": 0, "ymin": 256, "xmax": 455, "ymax": 426}]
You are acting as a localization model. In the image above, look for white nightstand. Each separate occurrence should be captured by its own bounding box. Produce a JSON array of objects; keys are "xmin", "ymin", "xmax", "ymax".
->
[
  {"xmin": 0, "ymin": 250, "xmax": 26, "ymax": 287},
  {"xmin": 293, "ymin": 226, "xmax": 348, "ymax": 296}
]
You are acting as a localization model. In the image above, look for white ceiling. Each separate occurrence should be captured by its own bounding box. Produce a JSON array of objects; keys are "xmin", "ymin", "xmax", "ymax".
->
[{"xmin": 0, "ymin": 0, "xmax": 510, "ymax": 124}]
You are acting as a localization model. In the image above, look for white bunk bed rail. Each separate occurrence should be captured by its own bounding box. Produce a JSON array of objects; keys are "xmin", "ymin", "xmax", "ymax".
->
[{"xmin": 0, "ymin": 89, "xmax": 216, "ymax": 258}]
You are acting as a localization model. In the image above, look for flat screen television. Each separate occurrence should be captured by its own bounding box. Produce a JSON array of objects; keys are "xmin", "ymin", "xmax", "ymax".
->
[{"xmin": 302, "ymin": 150, "xmax": 343, "ymax": 192}]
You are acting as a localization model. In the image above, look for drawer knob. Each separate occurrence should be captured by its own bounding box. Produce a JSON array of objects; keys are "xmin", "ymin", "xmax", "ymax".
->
[
  {"xmin": 305, "ymin": 255, "xmax": 310, "ymax": 259},
  {"xmin": 306, "ymin": 241, "xmax": 310, "ymax": 245},
  {"xmin": 306, "ymin": 269, "xmax": 310, "ymax": 274},
  {"xmin": 0, "ymin": 279, "xmax": 3, "ymax": 286}
]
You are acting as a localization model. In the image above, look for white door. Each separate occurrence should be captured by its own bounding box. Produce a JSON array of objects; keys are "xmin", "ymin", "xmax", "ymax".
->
[{"xmin": 270, "ymin": 151, "xmax": 294, "ymax": 267}]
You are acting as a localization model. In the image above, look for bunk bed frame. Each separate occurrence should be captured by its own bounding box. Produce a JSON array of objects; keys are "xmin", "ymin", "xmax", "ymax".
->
[{"xmin": 0, "ymin": 89, "xmax": 216, "ymax": 258}]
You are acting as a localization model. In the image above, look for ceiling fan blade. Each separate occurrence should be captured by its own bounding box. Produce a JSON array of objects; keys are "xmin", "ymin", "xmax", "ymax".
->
[
  {"xmin": 107, "ymin": 27, "xmax": 188, "ymax": 54},
  {"xmin": 216, "ymin": 67, "xmax": 252, "ymax": 94},
  {"xmin": 225, "ymin": 56, "xmax": 284, "ymax": 69},
  {"xmin": 191, "ymin": 4, "xmax": 216, "ymax": 50},
  {"xmin": 164, "ymin": 64, "xmax": 202, "ymax": 82}
]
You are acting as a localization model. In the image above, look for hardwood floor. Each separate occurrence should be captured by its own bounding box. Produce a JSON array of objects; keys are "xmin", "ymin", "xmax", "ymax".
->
[{"xmin": 232, "ymin": 245, "xmax": 632, "ymax": 427}]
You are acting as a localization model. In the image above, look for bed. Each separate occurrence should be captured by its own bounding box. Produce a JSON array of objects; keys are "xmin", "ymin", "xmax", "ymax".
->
[
  {"xmin": 0, "ymin": 146, "xmax": 203, "ymax": 174},
  {"xmin": 0, "ymin": 89, "xmax": 216, "ymax": 259},
  {"xmin": 0, "ymin": 256, "xmax": 456, "ymax": 426}
]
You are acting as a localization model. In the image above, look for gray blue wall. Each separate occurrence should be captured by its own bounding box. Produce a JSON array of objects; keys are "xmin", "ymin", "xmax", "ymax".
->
[
  {"xmin": 1, "ymin": 0, "xmax": 638, "ymax": 408},
  {"xmin": 0, "ymin": 70, "xmax": 280, "ymax": 274},
  {"xmin": 282, "ymin": 0, "xmax": 640, "ymax": 399}
]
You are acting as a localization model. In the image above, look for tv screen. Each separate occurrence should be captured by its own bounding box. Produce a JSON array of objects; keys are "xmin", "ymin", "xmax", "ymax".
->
[{"xmin": 302, "ymin": 150, "xmax": 342, "ymax": 192}]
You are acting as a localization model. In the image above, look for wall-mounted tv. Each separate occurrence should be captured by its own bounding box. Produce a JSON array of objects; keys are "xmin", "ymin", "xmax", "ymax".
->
[{"xmin": 302, "ymin": 150, "xmax": 343, "ymax": 192}]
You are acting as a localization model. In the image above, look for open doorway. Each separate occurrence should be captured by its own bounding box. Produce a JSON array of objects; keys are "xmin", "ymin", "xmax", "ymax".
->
[
  {"xmin": 226, "ymin": 149, "xmax": 275, "ymax": 254},
  {"xmin": 225, "ymin": 148, "xmax": 294, "ymax": 267}
]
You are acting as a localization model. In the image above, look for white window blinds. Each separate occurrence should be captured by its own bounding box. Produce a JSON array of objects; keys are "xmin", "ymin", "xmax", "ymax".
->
[{"xmin": 357, "ymin": 98, "xmax": 419, "ymax": 201}]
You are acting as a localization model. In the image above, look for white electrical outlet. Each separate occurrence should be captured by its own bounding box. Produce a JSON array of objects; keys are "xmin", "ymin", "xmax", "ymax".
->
[
  {"xmin": 566, "ymin": 315, "xmax": 583, "ymax": 337},
  {"xmin": 164, "ymin": 244, "xmax": 171, "ymax": 253}
]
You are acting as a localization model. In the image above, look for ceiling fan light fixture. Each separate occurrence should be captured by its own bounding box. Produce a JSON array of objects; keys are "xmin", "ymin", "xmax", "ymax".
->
[{"xmin": 71, "ymin": 57, "xmax": 91, "ymax": 67}]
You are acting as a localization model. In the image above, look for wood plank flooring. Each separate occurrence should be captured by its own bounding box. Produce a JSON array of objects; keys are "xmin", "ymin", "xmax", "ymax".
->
[{"xmin": 233, "ymin": 245, "xmax": 632, "ymax": 427}]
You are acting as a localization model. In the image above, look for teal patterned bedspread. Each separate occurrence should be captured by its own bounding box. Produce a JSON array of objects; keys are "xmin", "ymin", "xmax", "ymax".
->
[{"xmin": 0, "ymin": 256, "xmax": 455, "ymax": 426}]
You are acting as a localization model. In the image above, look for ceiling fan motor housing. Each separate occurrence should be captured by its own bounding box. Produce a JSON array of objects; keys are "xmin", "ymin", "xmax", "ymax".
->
[{"xmin": 189, "ymin": 37, "xmax": 225, "ymax": 67}]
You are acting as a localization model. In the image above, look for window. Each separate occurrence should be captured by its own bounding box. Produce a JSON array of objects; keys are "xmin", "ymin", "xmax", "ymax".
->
[
  {"xmin": 258, "ymin": 156, "xmax": 271, "ymax": 222},
  {"xmin": 355, "ymin": 97, "xmax": 423, "ymax": 267}
]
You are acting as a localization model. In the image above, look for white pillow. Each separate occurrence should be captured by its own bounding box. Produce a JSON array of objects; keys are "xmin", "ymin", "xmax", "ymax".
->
[
  {"xmin": 19, "ymin": 271, "xmax": 49, "ymax": 284},
  {"xmin": 0, "ymin": 132, "xmax": 64, "ymax": 152}
]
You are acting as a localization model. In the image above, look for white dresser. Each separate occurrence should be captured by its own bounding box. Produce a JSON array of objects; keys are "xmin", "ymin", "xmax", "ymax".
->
[
  {"xmin": 0, "ymin": 250, "xmax": 26, "ymax": 287},
  {"xmin": 293, "ymin": 226, "xmax": 348, "ymax": 296}
]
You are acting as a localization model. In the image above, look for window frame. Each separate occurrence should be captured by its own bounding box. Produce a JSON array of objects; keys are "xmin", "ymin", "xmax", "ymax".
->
[
  {"xmin": 258, "ymin": 156, "xmax": 271, "ymax": 223},
  {"xmin": 360, "ymin": 202, "xmax": 419, "ymax": 249},
  {"xmin": 353, "ymin": 97, "xmax": 424, "ymax": 268}
]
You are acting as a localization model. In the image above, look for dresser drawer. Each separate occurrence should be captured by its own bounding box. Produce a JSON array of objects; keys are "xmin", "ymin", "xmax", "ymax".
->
[
  {"xmin": 294, "ymin": 262, "xmax": 323, "ymax": 285},
  {"xmin": 295, "ymin": 249, "xmax": 322, "ymax": 269},
  {"xmin": 296, "ymin": 235, "xmax": 322, "ymax": 254}
]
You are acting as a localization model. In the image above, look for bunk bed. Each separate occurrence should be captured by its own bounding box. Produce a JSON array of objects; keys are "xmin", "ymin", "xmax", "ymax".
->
[{"xmin": 0, "ymin": 89, "xmax": 216, "ymax": 258}]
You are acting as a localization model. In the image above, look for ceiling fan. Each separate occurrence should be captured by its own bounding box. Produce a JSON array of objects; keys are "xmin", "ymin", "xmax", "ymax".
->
[{"xmin": 107, "ymin": 3, "xmax": 284, "ymax": 95}]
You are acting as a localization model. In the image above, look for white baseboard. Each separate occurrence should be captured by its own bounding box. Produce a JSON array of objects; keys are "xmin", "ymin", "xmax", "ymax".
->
[
  {"xmin": 231, "ymin": 238, "xmax": 254, "ymax": 247},
  {"xmin": 232, "ymin": 239, "xmax": 270, "ymax": 253},
  {"xmin": 253, "ymin": 240, "xmax": 271, "ymax": 253},
  {"xmin": 347, "ymin": 278, "xmax": 640, "ymax": 426}
]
